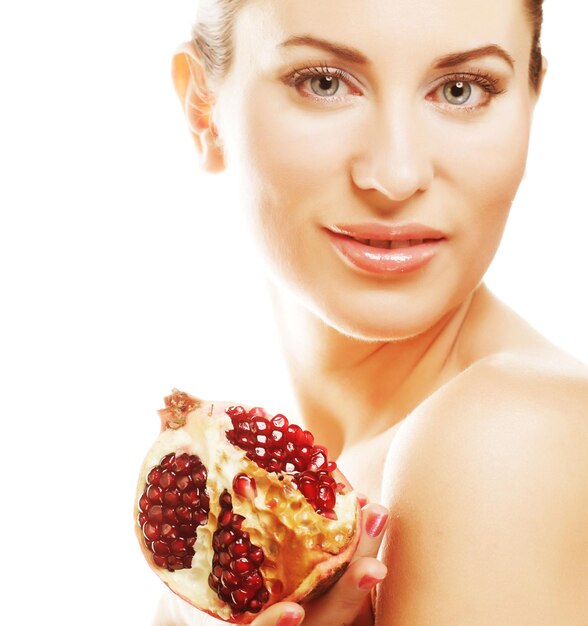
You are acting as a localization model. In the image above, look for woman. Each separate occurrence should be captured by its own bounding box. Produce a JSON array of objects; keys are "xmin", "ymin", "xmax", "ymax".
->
[{"xmin": 159, "ymin": 0, "xmax": 588, "ymax": 623}]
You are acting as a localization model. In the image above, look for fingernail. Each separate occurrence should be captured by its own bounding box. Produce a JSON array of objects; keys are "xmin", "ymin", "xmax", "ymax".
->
[
  {"xmin": 356, "ymin": 493, "xmax": 368, "ymax": 508},
  {"xmin": 365, "ymin": 512, "xmax": 388, "ymax": 538},
  {"xmin": 276, "ymin": 610, "xmax": 304, "ymax": 626},
  {"xmin": 358, "ymin": 575, "xmax": 384, "ymax": 591}
]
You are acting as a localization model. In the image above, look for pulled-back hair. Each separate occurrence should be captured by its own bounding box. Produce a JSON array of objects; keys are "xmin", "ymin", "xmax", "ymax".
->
[{"xmin": 192, "ymin": 0, "xmax": 544, "ymax": 90}]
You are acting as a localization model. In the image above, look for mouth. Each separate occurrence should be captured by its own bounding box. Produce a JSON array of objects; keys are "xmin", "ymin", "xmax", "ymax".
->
[
  {"xmin": 325, "ymin": 225, "xmax": 446, "ymax": 275},
  {"xmin": 346, "ymin": 237, "xmax": 442, "ymax": 249}
]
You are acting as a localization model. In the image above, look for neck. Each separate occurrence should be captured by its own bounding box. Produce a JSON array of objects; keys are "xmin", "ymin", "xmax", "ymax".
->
[{"xmin": 267, "ymin": 281, "xmax": 485, "ymax": 457}]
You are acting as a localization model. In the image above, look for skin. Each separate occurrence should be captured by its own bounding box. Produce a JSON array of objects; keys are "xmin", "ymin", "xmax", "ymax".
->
[{"xmin": 166, "ymin": 0, "xmax": 588, "ymax": 623}]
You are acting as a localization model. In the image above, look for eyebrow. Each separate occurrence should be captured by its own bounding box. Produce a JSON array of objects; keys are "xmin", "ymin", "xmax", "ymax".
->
[
  {"xmin": 279, "ymin": 36, "xmax": 515, "ymax": 70},
  {"xmin": 433, "ymin": 44, "xmax": 515, "ymax": 70},
  {"xmin": 279, "ymin": 35, "xmax": 369, "ymax": 65}
]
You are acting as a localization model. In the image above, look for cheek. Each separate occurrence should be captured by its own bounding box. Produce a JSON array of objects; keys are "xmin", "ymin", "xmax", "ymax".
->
[
  {"xmin": 230, "ymin": 87, "xmax": 355, "ymax": 267},
  {"xmin": 237, "ymin": 91, "xmax": 354, "ymax": 196},
  {"xmin": 436, "ymin": 96, "xmax": 532, "ymax": 268}
]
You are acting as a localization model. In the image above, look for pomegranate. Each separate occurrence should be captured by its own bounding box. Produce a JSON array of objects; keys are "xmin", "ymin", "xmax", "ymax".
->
[{"xmin": 135, "ymin": 390, "xmax": 360, "ymax": 624}]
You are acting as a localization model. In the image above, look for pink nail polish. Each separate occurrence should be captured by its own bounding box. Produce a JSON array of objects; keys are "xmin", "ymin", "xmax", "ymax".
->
[
  {"xmin": 276, "ymin": 610, "xmax": 303, "ymax": 626},
  {"xmin": 358, "ymin": 575, "xmax": 383, "ymax": 591},
  {"xmin": 365, "ymin": 513, "xmax": 388, "ymax": 537}
]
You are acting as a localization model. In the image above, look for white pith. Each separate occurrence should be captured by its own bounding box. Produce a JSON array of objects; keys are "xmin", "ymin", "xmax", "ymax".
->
[{"xmin": 136, "ymin": 400, "xmax": 358, "ymax": 621}]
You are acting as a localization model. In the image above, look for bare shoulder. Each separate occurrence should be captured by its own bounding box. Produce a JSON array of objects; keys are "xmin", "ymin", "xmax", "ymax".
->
[
  {"xmin": 377, "ymin": 352, "xmax": 588, "ymax": 624},
  {"xmin": 387, "ymin": 349, "xmax": 588, "ymax": 488}
]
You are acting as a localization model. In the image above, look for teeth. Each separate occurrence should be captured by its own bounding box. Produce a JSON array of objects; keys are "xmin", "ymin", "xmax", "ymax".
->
[
  {"xmin": 351, "ymin": 237, "xmax": 428, "ymax": 248},
  {"xmin": 368, "ymin": 239, "xmax": 391, "ymax": 249}
]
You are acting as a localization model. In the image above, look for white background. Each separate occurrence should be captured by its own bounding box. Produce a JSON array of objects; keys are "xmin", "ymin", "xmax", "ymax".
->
[{"xmin": 0, "ymin": 2, "xmax": 586, "ymax": 624}]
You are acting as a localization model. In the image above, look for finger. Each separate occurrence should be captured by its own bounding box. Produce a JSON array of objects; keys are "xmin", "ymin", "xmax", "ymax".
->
[
  {"xmin": 355, "ymin": 492, "xmax": 369, "ymax": 508},
  {"xmin": 304, "ymin": 556, "xmax": 387, "ymax": 626},
  {"xmin": 249, "ymin": 601, "xmax": 305, "ymax": 626},
  {"xmin": 355, "ymin": 502, "xmax": 389, "ymax": 559}
]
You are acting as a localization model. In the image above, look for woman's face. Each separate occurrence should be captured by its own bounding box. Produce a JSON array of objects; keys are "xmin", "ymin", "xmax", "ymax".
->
[{"xmin": 211, "ymin": 0, "xmax": 541, "ymax": 340}]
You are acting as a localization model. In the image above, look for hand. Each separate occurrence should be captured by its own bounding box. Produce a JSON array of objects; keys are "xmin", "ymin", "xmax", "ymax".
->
[{"xmin": 250, "ymin": 497, "xmax": 389, "ymax": 626}]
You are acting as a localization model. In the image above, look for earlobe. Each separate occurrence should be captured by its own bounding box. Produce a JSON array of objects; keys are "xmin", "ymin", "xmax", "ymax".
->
[
  {"xmin": 171, "ymin": 42, "xmax": 226, "ymax": 173},
  {"xmin": 534, "ymin": 55, "xmax": 548, "ymax": 100},
  {"xmin": 539, "ymin": 55, "xmax": 548, "ymax": 92}
]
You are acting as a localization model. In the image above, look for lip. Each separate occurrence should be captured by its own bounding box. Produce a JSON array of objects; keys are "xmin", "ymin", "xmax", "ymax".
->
[
  {"xmin": 330, "ymin": 222, "xmax": 447, "ymax": 241},
  {"xmin": 325, "ymin": 222, "xmax": 446, "ymax": 275}
]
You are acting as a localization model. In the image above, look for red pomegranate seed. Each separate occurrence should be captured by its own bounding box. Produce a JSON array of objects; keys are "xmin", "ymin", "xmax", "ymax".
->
[
  {"xmin": 147, "ymin": 467, "xmax": 161, "ymax": 484},
  {"xmin": 235, "ymin": 418, "xmax": 251, "ymax": 432},
  {"xmin": 182, "ymin": 489, "xmax": 200, "ymax": 506},
  {"xmin": 147, "ymin": 505, "xmax": 163, "ymax": 524},
  {"xmin": 243, "ymin": 570, "xmax": 263, "ymax": 590},
  {"xmin": 299, "ymin": 480, "xmax": 318, "ymax": 501},
  {"xmin": 139, "ymin": 494, "xmax": 150, "ymax": 512},
  {"xmin": 161, "ymin": 524, "xmax": 178, "ymax": 541},
  {"xmin": 163, "ymin": 508, "xmax": 178, "ymax": 524},
  {"xmin": 191, "ymin": 467, "xmax": 207, "ymax": 485},
  {"xmin": 310, "ymin": 449, "xmax": 327, "ymax": 471},
  {"xmin": 233, "ymin": 473, "xmax": 257, "ymax": 499},
  {"xmin": 218, "ymin": 510, "xmax": 233, "ymax": 528},
  {"xmin": 159, "ymin": 470, "xmax": 175, "ymax": 489},
  {"xmin": 228, "ymin": 538, "xmax": 249, "ymax": 558},
  {"xmin": 163, "ymin": 490, "xmax": 181, "ymax": 507},
  {"xmin": 227, "ymin": 405, "xmax": 246, "ymax": 419},
  {"xmin": 225, "ymin": 407, "xmax": 341, "ymax": 518},
  {"xmin": 152, "ymin": 540, "xmax": 171, "ymax": 556},
  {"xmin": 142, "ymin": 522, "xmax": 161, "ymax": 541},
  {"xmin": 177, "ymin": 523, "xmax": 194, "ymax": 538},
  {"xmin": 249, "ymin": 547, "xmax": 264, "ymax": 566},
  {"xmin": 218, "ymin": 529, "xmax": 236, "ymax": 546},
  {"xmin": 173, "ymin": 454, "xmax": 191, "ymax": 472},
  {"xmin": 232, "ymin": 557, "xmax": 253, "ymax": 574},
  {"xmin": 209, "ymin": 490, "xmax": 268, "ymax": 616},
  {"xmin": 221, "ymin": 570, "xmax": 239, "ymax": 589},
  {"xmin": 248, "ymin": 599, "xmax": 262, "ymax": 613},
  {"xmin": 160, "ymin": 453, "xmax": 175, "ymax": 469},
  {"xmin": 138, "ymin": 452, "xmax": 210, "ymax": 572},
  {"xmin": 195, "ymin": 510, "xmax": 208, "ymax": 525},
  {"xmin": 231, "ymin": 587, "xmax": 254, "ymax": 609},
  {"xmin": 270, "ymin": 429, "xmax": 284, "ymax": 443},
  {"xmin": 171, "ymin": 538, "xmax": 189, "ymax": 556},
  {"xmin": 175, "ymin": 505, "xmax": 192, "ymax": 522},
  {"xmin": 271, "ymin": 414, "xmax": 288, "ymax": 429}
]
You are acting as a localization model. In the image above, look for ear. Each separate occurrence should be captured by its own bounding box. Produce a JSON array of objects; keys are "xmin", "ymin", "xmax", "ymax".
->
[
  {"xmin": 537, "ymin": 55, "xmax": 548, "ymax": 94},
  {"xmin": 171, "ymin": 42, "xmax": 226, "ymax": 173},
  {"xmin": 531, "ymin": 55, "xmax": 548, "ymax": 104}
]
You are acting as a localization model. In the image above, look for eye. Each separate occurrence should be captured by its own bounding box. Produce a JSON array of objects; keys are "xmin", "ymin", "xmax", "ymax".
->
[
  {"xmin": 427, "ymin": 72, "xmax": 505, "ymax": 112},
  {"xmin": 282, "ymin": 65, "xmax": 360, "ymax": 102},
  {"xmin": 443, "ymin": 80, "xmax": 472, "ymax": 105},
  {"xmin": 309, "ymin": 74, "xmax": 341, "ymax": 97}
]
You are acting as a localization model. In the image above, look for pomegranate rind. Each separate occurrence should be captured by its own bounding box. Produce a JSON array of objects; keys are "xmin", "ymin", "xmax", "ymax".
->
[{"xmin": 135, "ymin": 394, "xmax": 360, "ymax": 624}]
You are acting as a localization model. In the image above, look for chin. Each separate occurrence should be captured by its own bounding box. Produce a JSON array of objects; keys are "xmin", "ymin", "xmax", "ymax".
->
[{"xmin": 306, "ymin": 292, "xmax": 454, "ymax": 343}]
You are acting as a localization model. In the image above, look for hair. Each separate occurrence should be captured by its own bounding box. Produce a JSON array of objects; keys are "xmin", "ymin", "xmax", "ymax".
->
[{"xmin": 192, "ymin": 0, "xmax": 544, "ymax": 90}]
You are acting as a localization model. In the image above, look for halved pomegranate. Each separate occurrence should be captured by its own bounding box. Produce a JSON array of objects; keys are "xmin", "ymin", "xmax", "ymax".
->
[{"xmin": 135, "ymin": 389, "xmax": 360, "ymax": 624}]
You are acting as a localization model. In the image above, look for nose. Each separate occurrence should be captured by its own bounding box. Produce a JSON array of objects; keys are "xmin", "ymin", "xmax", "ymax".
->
[{"xmin": 351, "ymin": 101, "xmax": 434, "ymax": 205}]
